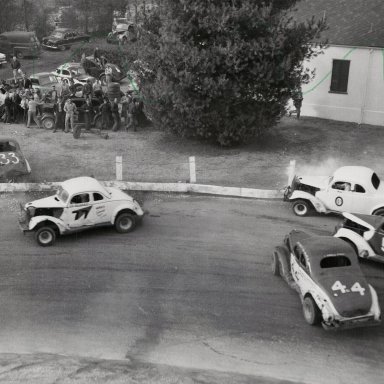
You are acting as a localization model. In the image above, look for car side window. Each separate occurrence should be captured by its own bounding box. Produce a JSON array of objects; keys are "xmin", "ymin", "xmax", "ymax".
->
[
  {"xmin": 293, "ymin": 245, "xmax": 301, "ymax": 260},
  {"xmin": 62, "ymin": 70, "xmax": 70, "ymax": 76},
  {"xmin": 354, "ymin": 184, "xmax": 366, "ymax": 193},
  {"xmin": 93, "ymin": 193, "xmax": 104, "ymax": 201},
  {"xmin": 299, "ymin": 253, "xmax": 307, "ymax": 268},
  {"xmin": 70, "ymin": 193, "xmax": 90, "ymax": 204},
  {"xmin": 332, "ymin": 181, "xmax": 351, "ymax": 191}
]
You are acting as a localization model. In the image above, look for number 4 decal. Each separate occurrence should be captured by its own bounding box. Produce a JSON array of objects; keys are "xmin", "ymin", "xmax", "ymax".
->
[{"xmin": 332, "ymin": 280, "xmax": 365, "ymax": 296}]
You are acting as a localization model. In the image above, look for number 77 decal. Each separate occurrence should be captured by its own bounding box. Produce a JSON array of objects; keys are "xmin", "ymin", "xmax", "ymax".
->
[{"xmin": 332, "ymin": 280, "xmax": 365, "ymax": 296}]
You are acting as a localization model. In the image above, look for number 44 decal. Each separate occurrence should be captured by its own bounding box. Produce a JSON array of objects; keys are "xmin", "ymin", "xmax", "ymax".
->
[{"xmin": 331, "ymin": 280, "xmax": 365, "ymax": 296}]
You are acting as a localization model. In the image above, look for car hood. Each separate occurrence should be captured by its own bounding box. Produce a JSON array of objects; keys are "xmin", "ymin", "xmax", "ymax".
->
[
  {"xmin": 297, "ymin": 175, "xmax": 330, "ymax": 189},
  {"xmin": 316, "ymin": 272, "xmax": 372, "ymax": 317},
  {"xmin": 25, "ymin": 195, "xmax": 65, "ymax": 209}
]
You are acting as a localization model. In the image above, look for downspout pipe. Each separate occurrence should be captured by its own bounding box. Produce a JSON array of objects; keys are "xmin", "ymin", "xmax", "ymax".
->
[{"xmin": 360, "ymin": 49, "xmax": 374, "ymax": 124}]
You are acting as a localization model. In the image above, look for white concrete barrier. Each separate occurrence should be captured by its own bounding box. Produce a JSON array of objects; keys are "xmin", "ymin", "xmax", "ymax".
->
[{"xmin": 0, "ymin": 181, "xmax": 283, "ymax": 199}]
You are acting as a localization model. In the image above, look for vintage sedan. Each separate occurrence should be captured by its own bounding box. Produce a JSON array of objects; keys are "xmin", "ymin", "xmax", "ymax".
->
[
  {"xmin": 285, "ymin": 166, "xmax": 384, "ymax": 217},
  {"xmin": 0, "ymin": 137, "xmax": 31, "ymax": 181},
  {"xmin": 334, "ymin": 212, "xmax": 384, "ymax": 263},
  {"xmin": 42, "ymin": 28, "xmax": 90, "ymax": 51},
  {"xmin": 272, "ymin": 230, "xmax": 381, "ymax": 329},
  {"xmin": 19, "ymin": 176, "xmax": 145, "ymax": 246}
]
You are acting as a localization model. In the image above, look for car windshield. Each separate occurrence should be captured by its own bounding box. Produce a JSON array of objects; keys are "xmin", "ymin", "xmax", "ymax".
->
[
  {"xmin": 372, "ymin": 173, "xmax": 380, "ymax": 190},
  {"xmin": 72, "ymin": 67, "xmax": 85, "ymax": 76},
  {"xmin": 320, "ymin": 255, "xmax": 351, "ymax": 268},
  {"xmin": 56, "ymin": 186, "xmax": 69, "ymax": 202},
  {"xmin": 51, "ymin": 32, "xmax": 65, "ymax": 39},
  {"xmin": 0, "ymin": 141, "xmax": 17, "ymax": 152}
]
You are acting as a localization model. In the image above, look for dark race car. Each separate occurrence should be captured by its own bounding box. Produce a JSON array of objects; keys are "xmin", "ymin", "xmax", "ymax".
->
[
  {"xmin": 334, "ymin": 212, "xmax": 384, "ymax": 263},
  {"xmin": 82, "ymin": 56, "xmax": 125, "ymax": 85},
  {"xmin": 272, "ymin": 230, "xmax": 381, "ymax": 330},
  {"xmin": 42, "ymin": 28, "xmax": 90, "ymax": 51},
  {"xmin": 0, "ymin": 137, "xmax": 31, "ymax": 181}
]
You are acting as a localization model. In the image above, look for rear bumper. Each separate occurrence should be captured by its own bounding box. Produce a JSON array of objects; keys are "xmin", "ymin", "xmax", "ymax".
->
[{"xmin": 323, "ymin": 315, "xmax": 381, "ymax": 330}]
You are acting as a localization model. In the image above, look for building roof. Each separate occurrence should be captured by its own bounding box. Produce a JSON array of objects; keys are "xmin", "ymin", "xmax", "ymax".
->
[{"xmin": 292, "ymin": 0, "xmax": 384, "ymax": 48}]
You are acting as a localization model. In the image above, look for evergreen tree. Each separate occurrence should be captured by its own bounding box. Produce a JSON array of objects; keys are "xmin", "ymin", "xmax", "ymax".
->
[{"xmin": 137, "ymin": 0, "xmax": 326, "ymax": 146}]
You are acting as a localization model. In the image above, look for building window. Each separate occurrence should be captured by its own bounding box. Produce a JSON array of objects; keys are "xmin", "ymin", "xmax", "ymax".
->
[{"xmin": 330, "ymin": 59, "xmax": 350, "ymax": 93}]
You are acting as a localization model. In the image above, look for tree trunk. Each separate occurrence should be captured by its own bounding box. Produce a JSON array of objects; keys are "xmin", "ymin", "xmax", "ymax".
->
[{"xmin": 23, "ymin": 0, "xmax": 29, "ymax": 31}]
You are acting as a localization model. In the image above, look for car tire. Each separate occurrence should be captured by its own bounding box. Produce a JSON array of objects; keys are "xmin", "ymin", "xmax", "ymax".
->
[
  {"xmin": 16, "ymin": 51, "xmax": 24, "ymax": 59},
  {"xmin": 35, "ymin": 226, "xmax": 56, "ymax": 247},
  {"xmin": 372, "ymin": 207, "xmax": 384, "ymax": 216},
  {"xmin": 302, "ymin": 296, "xmax": 321, "ymax": 326},
  {"xmin": 292, "ymin": 199, "xmax": 311, "ymax": 217},
  {"xmin": 41, "ymin": 116, "xmax": 55, "ymax": 130},
  {"xmin": 272, "ymin": 251, "xmax": 280, "ymax": 276},
  {"xmin": 73, "ymin": 125, "xmax": 81, "ymax": 139},
  {"xmin": 115, "ymin": 212, "xmax": 136, "ymax": 233}
]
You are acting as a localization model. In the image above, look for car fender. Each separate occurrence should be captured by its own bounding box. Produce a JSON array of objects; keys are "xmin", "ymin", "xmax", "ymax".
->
[
  {"xmin": 28, "ymin": 215, "xmax": 67, "ymax": 234},
  {"xmin": 369, "ymin": 203, "xmax": 384, "ymax": 215},
  {"xmin": 111, "ymin": 203, "xmax": 143, "ymax": 224},
  {"xmin": 334, "ymin": 228, "xmax": 375, "ymax": 258},
  {"xmin": 304, "ymin": 284, "xmax": 339, "ymax": 322},
  {"xmin": 368, "ymin": 285, "xmax": 381, "ymax": 321},
  {"xmin": 289, "ymin": 191, "xmax": 327, "ymax": 213}
]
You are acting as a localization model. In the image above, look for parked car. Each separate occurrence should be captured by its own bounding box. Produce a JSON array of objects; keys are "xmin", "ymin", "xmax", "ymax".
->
[
  {"xmin": 19, "ymin": 176, "xmax": 145, "ymax": 246},
  {"xmin": 0, "ymin": 52, "xmax": 7, "ymax": 66},
  {"xmin": 285, "ymin": 166, "xmax": 384, "ymax": 217},
  {"xmin": 334, "ymin": 212, "xmax": 384, "ymax": 263},
  {"xmin": 272, "ymin": 230, "xmax": 381, "ymax": 329},
  {"xmin": 0, "ymin": 31, "xmax": 40, "ymax": 59},
  {"xmin": 107, "ymin": 23, "xmax": 137, "ymax": 44},
  {"xmin": 52, "ymin": 62, "xmax": 94, "ymax": 84},
  {"xmin": 41, "ymin": 28, "xmax": 90, "ymax": 51},
  {"xmin": 30, "ymin": 72, "xmax": 83, "ymax": 96},
  {"xmin": 0, "ymin": 137, "xmax": 31, "ymax": 181},
  {"xmin": 83, "ymin": 56, "xmax": 125, "ymax": 84},
  {"xmin": 40, "ymin": 96, "xmax": 103, "ymax": 131}
]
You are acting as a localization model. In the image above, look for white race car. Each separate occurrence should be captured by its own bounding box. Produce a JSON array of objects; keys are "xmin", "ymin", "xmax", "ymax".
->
[
  {"xmin": 285, "ymin": 166, "xmax": 384, "ymax": 216},
  {"xmin": 334, "ymin": 212, "xmax": 384, "ymax": 263},
  {"xmin": 19, "ymin": 177, "xmax": 145, "ymax": 246},
  {"xmin": 273, "ymin": 230, "xmax": 381, "ymax": 329},
  {"xmin": 52, "ymin": 62, "xmax": 94, "ymax": 85}
]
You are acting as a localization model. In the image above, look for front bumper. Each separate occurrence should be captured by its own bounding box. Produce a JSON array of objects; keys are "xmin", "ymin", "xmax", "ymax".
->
[
  {"xmin": 322, "ymin": 314, "xmax": 381, "ymax": 330},
  {"xmin": 42, "ymin": 43, "xmax": 61, "ymax": 50}
]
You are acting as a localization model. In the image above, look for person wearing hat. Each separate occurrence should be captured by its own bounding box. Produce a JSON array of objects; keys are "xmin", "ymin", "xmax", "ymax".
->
[{"xmin": 64, "ymin": 98, "xmax": 77, "ymax": 133}]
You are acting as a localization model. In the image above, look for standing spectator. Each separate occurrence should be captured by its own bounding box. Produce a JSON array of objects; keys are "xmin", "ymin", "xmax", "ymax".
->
[
  {"xmin": 52, "ymin": 96, "xmax": 65, "ymax": 132},
  {"xmin": 120, "ymin": 92, "xmax": 131, "ymax": 129},
  {"xmin": 60, "ymin": 79, "xmax": 70, "ymax": 99},
  {"xmin": 93, "ymin": 47, "xmax": 101, "ymax": 65},
  {"xmin": 111, "ymin": 98, "xmax": 120, "ymax": 131},
  {"xmin": 20, "ymin": 95, "xmax": 28, "ymax": 125},
  {"xmin": 11, "ymin": 89, "xmax": 22, "ymax": 123},
  {"xmin": 93, "ymin": 79, "xmax": 103, "ymax": 99},
  {"xmin": 69, "ymin": 78, "xmax": 77, "ymax": 96},
  {"xmin": 20, "ymin": 73, "xmax": 32, "ymax": 89},
  {"xmin": 82, "ymin": 79, "xmax": 93, "ymax": 98},
  {"xmin": 64, "ymin": 98, "xmax": 77, "ymax": 133},
  {"xmin": 2, "ymin": 92, "xmax": 12, "ymax": 124},
  {"xmin": 99, "ymin": 97, "xmax": 111, "ymax": 130},
  {"xmin": 34, "ymin": 89, "xmax": 43, "ymax": 117},
  {"xmin": 80, "ymin": 98, "xmax": 94, "ymax": 131},
  {"xmin": 127, "ymin": 97, "xmax": 140, "ymax": 131},
  {"xmin": 291, "ymin": 85, "xmax": 303, "ymax": 119},
  {"xmin": 10, "ymin": 56, "xmax": 21, "ymax": 83},
  {"xmin": 51, "ymin": 85, "xmax": 58, "ymax": 102},
  {"xmin": 26, "ymin": 95, "xmax": 43, "ymax": 128},
  {"xmin": 105, "ymin": 65, "xmax": 113, "ymax": 85}
]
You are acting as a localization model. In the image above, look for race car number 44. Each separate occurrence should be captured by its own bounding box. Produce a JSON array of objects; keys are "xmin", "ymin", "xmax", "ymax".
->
[
  {"xmin": 0, "ymin": 152, "xmax": 20, "ymax": 165},
  {"xmin": 332, "ymin": 280, "xmax": 365, "ymax": 296}
]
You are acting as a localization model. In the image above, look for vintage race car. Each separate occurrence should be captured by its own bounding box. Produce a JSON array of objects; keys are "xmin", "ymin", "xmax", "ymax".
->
[
  {"xmin": 0, "ymin": 137, "xmax": 31, "ymax": 181},
  {"xmin": 19, "ymin": 177, "xmax": 145, "ymax": 246},
  {"xmin": 272, "ymin": 231, "xmax": 381, "ymax": 329},
  {"xmin": 52, "ymin": 62, "xmax": 94, "ymax": 85},
  {"xmin": 285, "ymin": 166, "xmax": 384, "ymax": 217},
  {"xmin": 334, "ymin": 212, "xmax": 384, "ymax": 263}
]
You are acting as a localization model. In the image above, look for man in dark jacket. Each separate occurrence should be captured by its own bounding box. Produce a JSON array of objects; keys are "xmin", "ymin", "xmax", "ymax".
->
[
  {"xmin": 80, "ymin": 98, "xmax": 95, "ymax": 131},
  {"xmin": 53, "ymin": 96, "xmax": 65, "ymax": 132},
  {"xmin": 111, "ymin": 98, "xmax": 120, "ymax": 131},
  {"xmin": 10, "ymin": 56, "xmax": 21, "ymax": 83},
  {"xmin": 99, "ymin": 98, "xmax": 111, "ymax": 130},
  {"xmin": 20, "ymin": 73, "xmax": 32, "ymax": 90},
  {"xmin": 11, "ymin": 89, "xmax": 22, "ymax": 123}
]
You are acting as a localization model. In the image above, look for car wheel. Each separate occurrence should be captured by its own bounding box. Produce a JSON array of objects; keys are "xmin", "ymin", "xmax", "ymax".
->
[
  {"xmin": 73, "ymin": 125, "xmax": 81, "ymax": 139},
  {"xmin": 115, "ymin": 213, "xmax": 136, "ymax": 233},
  {"xmin": 35, "ymin": 226, "xmax": 56, "ymax": 247},
  {"xmin": 272, "ymin": 251, "xmax": 280, "ymax": 276},
  {"xmin": 373, "ymin": 208, "xmax": 384, "ymax": 216},
  {"xmin": 41, "ymin": 116, "xmax": 55, "ymax": 130},
  {"xmin": 16, "ymin": 51, "xmax": 24, "ymax": 59},
  {"xmin": 292, "ymin": 199, "xmax": 311, "ymax": 217},
  {"xmin": 59, "ymin": 45, "xmax": 66, "ymax": 51},
  {"xmin": 302, "ymin": 296, "xmax": 321, "ymax": 326}
]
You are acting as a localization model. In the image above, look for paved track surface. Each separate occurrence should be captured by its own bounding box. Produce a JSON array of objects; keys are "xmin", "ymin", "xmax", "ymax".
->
[{"xmin": 0, "ymin": 193, "xmax": 383, "ymax": 383}]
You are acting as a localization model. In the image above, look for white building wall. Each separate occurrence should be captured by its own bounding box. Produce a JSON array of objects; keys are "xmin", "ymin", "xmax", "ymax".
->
[{"xmin": 302, "ymin": 45, "xmax": 384, "ymax": 126}]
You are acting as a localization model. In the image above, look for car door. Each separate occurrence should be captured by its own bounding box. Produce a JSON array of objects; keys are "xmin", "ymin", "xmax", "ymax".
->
[
  {"xmin": 64, "ymin": 192, "xmax": 94, "ymax": 229},
  {"xmin": 90, "ymin": 192, "xmax": 110, "ymax": 225},
  {"xmin": 291, "ymin": 245, "xmax": 313, "ymax": 294},
  {"xmin": 318, "ymin": 180, "xmax": 353, "ymax": 212},
  {"xmin": 350, "ymin": 183, "xmax": 372, "ymax": 214}
]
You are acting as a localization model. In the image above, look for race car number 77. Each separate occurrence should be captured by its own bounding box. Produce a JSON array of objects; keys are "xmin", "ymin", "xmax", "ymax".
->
[{"xmin": 332, "ymin": 280, "xmax": 365, "ymax": 296}]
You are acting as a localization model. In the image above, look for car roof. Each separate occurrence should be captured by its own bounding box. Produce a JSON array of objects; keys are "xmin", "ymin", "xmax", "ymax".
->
[
  {"xmin": 343, "ymin": 212, "xmax": 384, "ymax": 231},
  {"xmin": 333, "ymin": 166, "xmax": 374, "ymax": 183},
  {"xmin": 297, "ymin": 236, "xmax": 359, "ymax": 274},
  {"xmin": 61, "ymin": 177, "xmax": 110, "ymax": 196},
  {"xmin": 57, "ymin": 63, "xmax": 82, "ymax": 70}
]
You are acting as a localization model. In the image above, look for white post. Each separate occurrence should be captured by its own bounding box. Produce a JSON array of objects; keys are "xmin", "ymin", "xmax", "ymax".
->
[
  {"xmin": 189, "ymin": 156, "xmax": 196, "ymax": 184},
  {"xmin": 116, "ymin": 156, "xmax": 123, "ymax": 181},
  {"xmin": 287, "ymin": 160, "xmax": 296, "ymax": 186}
]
